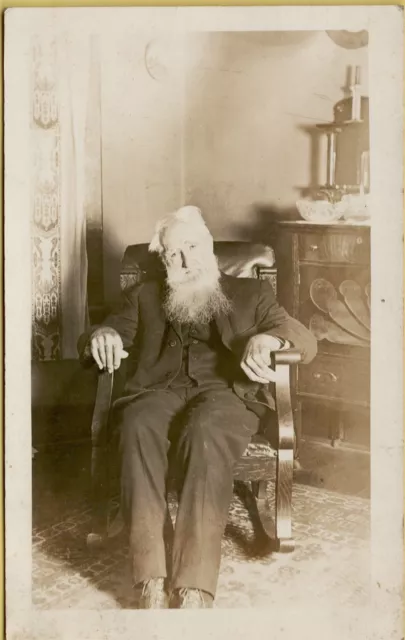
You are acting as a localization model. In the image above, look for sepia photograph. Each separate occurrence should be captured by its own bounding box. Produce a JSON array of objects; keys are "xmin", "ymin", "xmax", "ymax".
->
[{"xmin": 4, "ymin": 5, "xmax": 403, "ymax": 640}]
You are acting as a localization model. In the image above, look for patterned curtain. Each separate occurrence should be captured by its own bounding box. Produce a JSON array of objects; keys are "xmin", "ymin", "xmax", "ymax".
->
[{"xmin": 31, "ymin": 33, "xmax": 95, "ymax": 360}]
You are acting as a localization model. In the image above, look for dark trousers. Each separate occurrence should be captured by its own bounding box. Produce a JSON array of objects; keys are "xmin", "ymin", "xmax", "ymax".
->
[{"xmin": 113, "ymin": 386, "xmax": 259, "ymax": 597}]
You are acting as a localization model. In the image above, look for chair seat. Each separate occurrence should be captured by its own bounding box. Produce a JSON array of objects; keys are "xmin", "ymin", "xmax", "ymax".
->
[
  {"xmin": 234, "ymin": 434, "xmax": 277, "ymax": 482},
  {"xmin": 242, "ymin": 433, "xmax": 277, "ymax": 459}
]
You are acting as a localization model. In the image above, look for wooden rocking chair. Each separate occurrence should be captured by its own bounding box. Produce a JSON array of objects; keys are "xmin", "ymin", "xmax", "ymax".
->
[{"xmin": 86, "ymin": 242, "xmax": 301, "ymax": 553}]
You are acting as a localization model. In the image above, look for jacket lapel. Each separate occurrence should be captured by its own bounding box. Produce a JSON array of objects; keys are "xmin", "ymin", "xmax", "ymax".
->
[
  {"xmin": 214, "ymin": 273, "xmax": 238, "ymax": 348},
  {"xmin": 170, "ymin": 319, "xmax": 184, "ymax": 343},
  {"xmin": 215, "ymin": 273, "xmax": 276, "ymax": 412},
  {"xmin": 214, "ymin": 273, "xmax": 256, "ymax": 352},
  {"xmin": 156, "ymin": 280, "xmax": 183, "ymax": 343}
]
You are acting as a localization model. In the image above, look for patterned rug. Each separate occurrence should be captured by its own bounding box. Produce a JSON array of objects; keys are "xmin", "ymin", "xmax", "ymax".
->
[{"xmin": 32, "ymin": 481, "xmax": 370, "ymax": 610}]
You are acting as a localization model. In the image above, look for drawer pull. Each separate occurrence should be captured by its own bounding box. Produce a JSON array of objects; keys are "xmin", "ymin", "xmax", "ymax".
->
[
  {"xmin": 356, "ymin": 237, "xmax": 363, "ymax": 245},
  {"xmin": 313, "ymin": 371, "xmax": 338, "ymax": 383},
  {"xmin": 310, "ymin": 244, "xmax": 319, "ymax": 251}
]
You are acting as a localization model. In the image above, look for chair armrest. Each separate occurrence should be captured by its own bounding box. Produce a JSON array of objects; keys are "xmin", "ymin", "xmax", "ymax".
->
[
  {"xmin": 272, "ymin": 348, "xmax": 302, "ymax": 367},
  {"xmin": 272, "ymin": 348, "xmax": 302, "ymax": 451},
  {"xmin": 88, "ymin": 370, "xmax": 115, "ymax": 540},
  {"xmin": 91, "ymin": 371, "xmax": 114, "ymax": 448}
]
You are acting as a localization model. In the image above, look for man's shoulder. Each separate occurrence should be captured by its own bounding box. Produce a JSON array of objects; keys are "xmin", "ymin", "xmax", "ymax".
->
[
  {"xmin": 123, "ymin": 279, "xmax": 162, "ymax": 303},
  {"xmin": 220, "ymin": 272, "xmax": 262, "ymax": 295},
  {"xmin": 138, "ymin": 279, "xmax": 165, "ymax": 301}
]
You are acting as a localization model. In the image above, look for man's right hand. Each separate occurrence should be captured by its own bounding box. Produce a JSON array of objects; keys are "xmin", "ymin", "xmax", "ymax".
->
[{"xmin": 90, "ymin": 327, "xmax": 129, "ymax": 373}]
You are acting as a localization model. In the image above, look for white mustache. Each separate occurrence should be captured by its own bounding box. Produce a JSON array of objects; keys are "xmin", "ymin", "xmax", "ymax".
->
[{"xmin": 166, "ymin": 267, "xmax": 204, "ymax": 284}]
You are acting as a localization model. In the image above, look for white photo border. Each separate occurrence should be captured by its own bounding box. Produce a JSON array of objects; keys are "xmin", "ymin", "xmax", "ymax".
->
[{"xmin": 4, "ymin": 5, "xmax": 403, "ymax": 639}]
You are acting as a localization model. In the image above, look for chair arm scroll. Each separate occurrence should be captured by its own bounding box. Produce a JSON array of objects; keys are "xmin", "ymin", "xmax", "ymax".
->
[
  {"xmin": 272, "ymin": 348, "xmax": 302, "ymax": 367},
  {"xmin": 272, "ymin": 349, "xmax": 302, "ymax": 451}
]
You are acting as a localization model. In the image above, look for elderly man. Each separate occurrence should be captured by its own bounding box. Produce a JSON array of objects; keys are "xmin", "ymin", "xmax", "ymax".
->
[{"xmin": 82, "ymin": 206, "xmax": 317, "ymax": 609}]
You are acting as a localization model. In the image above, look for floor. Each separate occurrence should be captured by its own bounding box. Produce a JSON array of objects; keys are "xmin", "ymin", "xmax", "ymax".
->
[
  {"xmin": 295, "ymin": 438, "xmax": 370, "ymax": 499},
  {"xmin": 32, "ymin": 439, "xmax": 371, "ymax": 610}
]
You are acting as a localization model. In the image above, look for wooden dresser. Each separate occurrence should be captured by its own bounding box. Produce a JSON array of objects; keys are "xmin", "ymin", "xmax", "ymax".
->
[{"xmin": 269, "ymin": 221, "xmax": 371, "ymax": 455}]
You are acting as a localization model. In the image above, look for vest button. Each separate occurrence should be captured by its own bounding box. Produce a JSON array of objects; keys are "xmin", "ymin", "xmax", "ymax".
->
[{"xmin": 169, "ymin": 340, "xmax": 177, "ymax": 347}]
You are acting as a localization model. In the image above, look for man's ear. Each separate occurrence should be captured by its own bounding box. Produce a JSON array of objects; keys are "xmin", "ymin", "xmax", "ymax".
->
[
  {"xmin": 149, "ymin": 217, "xmax": 167, "ymax": 254},
  {"xmin": 148, "ymin": 230, "xmax": 161, "ymax": 254}
]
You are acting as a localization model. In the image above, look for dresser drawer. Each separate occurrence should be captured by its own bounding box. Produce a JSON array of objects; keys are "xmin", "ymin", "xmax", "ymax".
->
[
  {"xmin": 298, "ymin": 355, "xmax": 370, "ymax": 405},
  {"xmin": 299, "ymin": 232, "xmax": 369, "ymax": 264}
]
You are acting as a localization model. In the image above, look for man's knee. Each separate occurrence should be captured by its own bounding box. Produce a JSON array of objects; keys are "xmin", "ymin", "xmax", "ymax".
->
[
  {"xmin": 181, "ymin": 393, "xmax": 242, "ymax": 448},
  {"xmin": 179, "ymin": 399, "xmax": 255, "ymax": 464},
  {"xmin": 115, "ymin": 391, "xmax": 178, "ymax": 446},
  {"xmin": 180, "ymin": 419, "xmax": 209, "ymax": 447},
  {"xmin": 117, "ymin": 403, "xmax": 155, "ymax": 440},
  {"xmin": 178, "ymin": 418, "xmax": 229, "ymax": 465}
]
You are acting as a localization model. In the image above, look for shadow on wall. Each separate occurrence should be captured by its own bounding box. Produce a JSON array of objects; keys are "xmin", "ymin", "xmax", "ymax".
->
[
  {"xmin": 31, "ymin": 359, "xmax": 99, "ymax": 448},
  {"xmin": 225, "ymin": 203, "xmax": 299, "ymax": 244},
  {"xmin": 101, "ymin": 228, "xmax": 125, "ymax": 310},
  {"xmin": 296, "ymin": 124, "xmax": 324, "ymax": 198}
]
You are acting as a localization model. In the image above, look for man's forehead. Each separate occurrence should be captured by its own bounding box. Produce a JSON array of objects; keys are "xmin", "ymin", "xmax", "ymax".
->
[{"xmin": 162, "ymin": 221, "xmax": 207, "ymax": 249}]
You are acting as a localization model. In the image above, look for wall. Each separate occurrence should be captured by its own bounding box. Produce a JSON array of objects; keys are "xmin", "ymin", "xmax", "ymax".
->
[
  {"xmin": 101, "ymin": 31, "xmax": 369, "ymax": 304},
  {"xmin": 183, "ymin": 32, "xmax": 368, "ymax": 237},
  {"xmin": 100, "ymin": 33, "xmax": 185, "ymax": 302}
]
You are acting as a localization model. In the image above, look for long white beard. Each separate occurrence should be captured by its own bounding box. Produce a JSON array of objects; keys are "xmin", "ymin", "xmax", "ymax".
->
[{"xmin": 163, "ymin": 264, "xmax": 232, "ymax": 325}]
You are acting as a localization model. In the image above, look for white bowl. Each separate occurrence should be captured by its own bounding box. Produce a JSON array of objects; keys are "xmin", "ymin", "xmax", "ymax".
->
[
  {"xmin": 296, "ymin": 198, "xmax": 345, "ymax": 223},
  {"xmin": 340, "ymin": 194, "xmax": 370, "ymax": 222}
]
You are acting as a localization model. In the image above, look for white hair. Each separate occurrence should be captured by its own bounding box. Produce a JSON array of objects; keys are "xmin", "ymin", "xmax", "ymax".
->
[{"xmin": 148, "ymin": 205, "xmax": 212, "ymax": 255}]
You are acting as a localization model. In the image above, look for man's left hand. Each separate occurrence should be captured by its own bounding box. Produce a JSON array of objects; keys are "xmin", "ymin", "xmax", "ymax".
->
[{"xmin": 240, "ymin": 334, "xmax": 284, "ymax": 383}]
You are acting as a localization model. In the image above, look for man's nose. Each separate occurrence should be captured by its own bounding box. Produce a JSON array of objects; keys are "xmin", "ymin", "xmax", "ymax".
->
[{"xmin": 180, "ymin": 251, "xmax": 189, "ymax": 268}]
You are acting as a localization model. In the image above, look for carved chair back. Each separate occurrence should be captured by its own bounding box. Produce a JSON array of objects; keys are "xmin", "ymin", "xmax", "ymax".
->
[{"xmin": 119, "ymin": 241, "xmax": 277, "ymax": 293}]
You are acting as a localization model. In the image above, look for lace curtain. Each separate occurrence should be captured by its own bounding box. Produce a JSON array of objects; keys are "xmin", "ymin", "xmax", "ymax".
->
[{"xmin": 32, "ymin": 32, "xmax": 100, "ymax": 360}]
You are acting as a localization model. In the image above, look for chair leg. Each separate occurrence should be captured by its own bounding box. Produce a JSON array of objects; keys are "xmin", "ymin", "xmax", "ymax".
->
[
  {"xmin": 275, "ymin": 449, "xmax": 295, "ymax": 552},
  {"xmin": 87, "ymin": 445, "xmax": 110, "ymax": 550}
]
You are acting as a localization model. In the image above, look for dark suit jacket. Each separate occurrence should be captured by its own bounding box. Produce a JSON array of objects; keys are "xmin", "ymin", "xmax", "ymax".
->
[{"xmin": 79, "ymin": 273, "xmax": 317, "ymax": 413}]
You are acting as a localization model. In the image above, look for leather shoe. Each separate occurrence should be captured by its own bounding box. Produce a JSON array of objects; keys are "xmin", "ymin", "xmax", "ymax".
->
[
  {"xmin": 170, "ymin": 587, "xmax": 214, "ymax": 609},
  {"xmin": 134, "ymin": 578, "xmax": 168, "ymax": 609}
]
